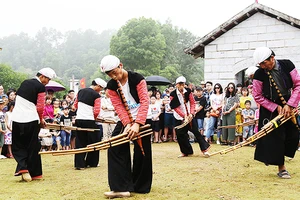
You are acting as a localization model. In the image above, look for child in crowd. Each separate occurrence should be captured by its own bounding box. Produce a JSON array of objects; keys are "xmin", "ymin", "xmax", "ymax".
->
[
  {"xmin": 194, "ymin": 86, "xmax": 206, "ymax": 135},
  {"xmin": 98, "ymin": 88, "xmax": 119, "ymax": 141},
  {"xmin": 242, "ymin": 100, "xmax": 254, "ymax": 142},
  {"xmin": 254, "ymin": 103, "xmax": 260, "ymax": 134},
  {"xmin": 53, "ymin": 98, "xmax": 61, "ymax": 123},
  {"xmin": 163, "ymin": 96, "xmax": 176, "ymax": 142},
  {"xmin": 0, "ymin": 99, "xmax": 7, "ymax": 159},
  {"xmin": 43, "ymin": 95, "xmax": 54, "ymax": 123},
  {"xmin": 59, "ymin": 106, "xmax": 72, "ymax": 150},
  {"xmin": 236, "ymin": 87, "xmax": 251, "ymax": 144},
  {"xmin": 203, "ymin": 111, "xmax": 210, "ymax": 142},
  {"xmin": 149, "ymin": 96, "xmax": 161, "ymax": 143},
  {"xmin": 60, "ymin": 99, "xmax": 69, "ymax": 110},
  {"xmin": 39, "ymin": 128, "xmax": 53, "ymax": 151},
  {"xmin": 4, "ymin": 101, "xmax": 14, "ymax": 158}
]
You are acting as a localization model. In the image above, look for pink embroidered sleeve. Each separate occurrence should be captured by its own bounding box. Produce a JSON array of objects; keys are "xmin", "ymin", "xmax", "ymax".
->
[
  {"xmin": 37, "ymin": 92, "xmax": 45, "ymax": 122},
  {"xmin": 135, "ymin": 80, "xmax": 149, "ymax": 125},
  {"xmin": 189, "ymin": 93, "xmax": 196, "ymax": 115},
  {"xmin": 93, "ymin": 98, "xmax": 101, "ymax": 120},
  {"xmin": 252, "ymin": 79, "xmax": 278, "ymax": 112},
  {"xmin": 108, "ymin": 89, "xmax": 131, "ymax": 126},
  {"xmin": 287, "ymin": 68, "xmax": 300, "ymax": 108}
]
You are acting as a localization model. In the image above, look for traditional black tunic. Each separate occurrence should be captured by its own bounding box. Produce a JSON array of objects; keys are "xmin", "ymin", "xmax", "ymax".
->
[
  {"xmin": 170, "ymin": 88, "xmax": 210, "ymax": 155},
  {"xmin": 12, "ymin": 78, "xmax": 45, "ymax": 178},
  {"xmin": 74, "ymin": 88, "xmax": 101, "ymax": 168},
  {"xmin": 106, "ymin": 71, "xmax": 152, "ymax": 193},
  {"xmin": 253, "ymin": 59, "xmax": 300, "ymax": 165}
]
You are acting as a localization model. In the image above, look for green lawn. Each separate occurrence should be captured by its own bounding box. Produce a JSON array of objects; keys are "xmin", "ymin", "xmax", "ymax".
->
[{"xmin": 1, "ymin": 142, "xmax": 300, "ymax": 200}]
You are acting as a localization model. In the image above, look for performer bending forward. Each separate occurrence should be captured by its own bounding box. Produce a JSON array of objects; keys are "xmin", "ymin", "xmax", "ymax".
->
[
  {"xmin": 12, "ymin": 68, "xmax": 56, "ymax": 182},
  {"xmin": 253, "ymin": 47, "xmax": 300, "ymax": 179},
  {"xmin": 170, "ymin": 76, "xmax": 210, "ymax": 158},
  {"xmin": 73, "ymin": 78, "xmax": 106, "ymax": 170},
  {"xmin": 100, "ymin": 55, "xmax": 152, "ymax": 198}
]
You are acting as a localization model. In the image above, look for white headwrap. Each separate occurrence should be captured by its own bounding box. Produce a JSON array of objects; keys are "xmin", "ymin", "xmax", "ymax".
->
[
  {"xmin": 253, "ymin": 47, "xmax": 272, "ymax": 65},
  {"xmin": 176, "ymin": 76, "xmax": 186, "ymax": 84},
  {"xmin": 100, "ymin": 55, "xmax": 120, "ymax": 72},
  {"xmin": 94, "ymin": 78, "xmax": 107, "ymax": 88},
  {"xmin": 38, "ymin": 67, "xmax": 57, "ymax": 79},
  {"xmin": 245, "ymin": 66, "xmax": 259, "ymax": 77}
]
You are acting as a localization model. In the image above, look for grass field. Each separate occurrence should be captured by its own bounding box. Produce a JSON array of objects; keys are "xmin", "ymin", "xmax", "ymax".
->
[{"xmin": 1, "ymin": 142, "xmax": 300, "ymax": 200}]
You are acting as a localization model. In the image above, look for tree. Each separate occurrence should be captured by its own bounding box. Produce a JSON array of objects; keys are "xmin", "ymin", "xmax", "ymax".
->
[
  {"xmin": 110, "ymin": 17, "xmax": 166, "ymax": 76},
  {"xmin": 160, "ymin": 21, "xmax": 204, "ymax": 84},
  {"xmin": 0, "ymin": 64, "xmax": 28, "ymax": 91}
]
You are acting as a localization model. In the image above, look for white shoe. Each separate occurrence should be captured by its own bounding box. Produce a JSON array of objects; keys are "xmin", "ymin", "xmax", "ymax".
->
[
  {"xmin": 216, "ymin": 140, "xmax": 220, "ymax": 145},
  {"xmin": 298, "ymin": 147, "xmax": 300, "ymax": 151},
  {"xmin": 104, "ymin": 191, "xmax": 130, "ymax": 198},
  {"xmin": 203, "ymin": 151, "xmax": 210, "ymax": 158},
  {"xmin": 22, "ymin": 173, "xmax": 32, "ymax": 182},
  {"xmin": 0, "ymin": 155, "xmax": 7, "ymax": 159}
]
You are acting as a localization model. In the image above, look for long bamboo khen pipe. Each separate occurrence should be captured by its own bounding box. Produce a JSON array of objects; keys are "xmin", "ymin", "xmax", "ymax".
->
[
  {"xmin": 39, "ymin": 128, "xmax": 152, "ymax": 156},
  {"xmin": 208, "ymin": 106, "xmax": 299, "ymax": 157}
]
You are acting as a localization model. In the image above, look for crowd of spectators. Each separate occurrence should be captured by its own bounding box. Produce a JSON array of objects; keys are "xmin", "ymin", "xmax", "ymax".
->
[{"xmin": 1, "ymin": 77, "xmax": 300, "ymax": 159}]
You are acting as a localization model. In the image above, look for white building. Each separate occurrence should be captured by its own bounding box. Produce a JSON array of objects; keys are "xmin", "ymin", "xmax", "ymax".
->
[{"xmin": 185, "ymin": 2, "xmax": 300, "ymax": 87}]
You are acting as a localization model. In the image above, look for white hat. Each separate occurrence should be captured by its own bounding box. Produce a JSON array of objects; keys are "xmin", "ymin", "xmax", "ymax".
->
[
  {"xmin": 245, "ymin": 66, "xmax": 259, "ymax": 77},
  {"xmin": 253, "ymin": 47, "xmax": 272, "ymax": 65},
  {"xmin": 100, "ymin": 55, "xmax": 120, "ymax": 72},
  {"xmin": 94, "ymin": 78, "xmax": 107, "ymax": 88},
  {"xmin": 176, "ymin": 76, "xmax": 186, "ymax": 84},
  {"xmin": 38, "ymin": 68, "xmax": 57, "ymax": 79}
]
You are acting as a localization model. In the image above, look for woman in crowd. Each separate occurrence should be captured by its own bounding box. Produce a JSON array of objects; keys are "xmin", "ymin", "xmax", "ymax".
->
[
  {"xmin": 221, "ymin": 83, "xmax": 239, "ymax": 145},
  {"xmin": 206, "ymin": 83, "xmax": 223, "ymax": 144}
]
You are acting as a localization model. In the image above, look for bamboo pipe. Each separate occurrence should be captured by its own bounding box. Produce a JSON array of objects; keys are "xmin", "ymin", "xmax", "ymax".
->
[
  {"xmin": 50, "ymin": 129, "xmax": 153, "ymax": 156},
  {"xmin": 217, "ymin": 119, "xmax": 257, "ymax": 129},
  {"xmin": 87, "ymin": 124, "xmax": 150, "ymax": 148},
  {"xmin": 39, "ymin": 128, "xmax": 153, "ymax": 156},
  {"xmin": 174, "ymin": 117, "xmax": 193, "ymax": 130},
  {"xmin": 45, "ymin": 123, "xmax": 100, "ymax": 132},
  {"xmin": 209, "ymin": 116, "xmax": 282, "ymax": 156},
  {"xmin": 209, "ymin": 107, "xmax": 299, "ymax": 157},
  {"xmin": 39, "ymin": 128, "xmax": 152, "ymax": 155}
]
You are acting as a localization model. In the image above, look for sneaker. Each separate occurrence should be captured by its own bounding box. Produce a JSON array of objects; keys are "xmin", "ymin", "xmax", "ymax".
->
[
  {"xmin": 104, "ymin": 191, "xmax": 130, "ymax": 198},
  {"xmin": 277, "ymin": 170, "xmax": 291, "ymax": 179},
  {"xmin": 0, "ymin": 155, "xmax": 7, "ymax": 159},
  {"xmin": 22, "ymin": 172, "xmax": 32, "ymax": 182},
  {"xmin": 216, "ymin": 140, "xmax": 220, "ymax": 145}
]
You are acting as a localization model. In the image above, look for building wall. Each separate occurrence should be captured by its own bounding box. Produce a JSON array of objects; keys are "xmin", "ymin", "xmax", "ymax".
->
[{"xmin": 204, "ymin": 12, "xmax": 300, "ymax": 87}]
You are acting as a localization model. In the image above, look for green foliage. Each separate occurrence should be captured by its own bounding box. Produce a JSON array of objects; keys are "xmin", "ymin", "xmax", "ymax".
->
[
  {"xmin": 110, "ymin": 17, "xmax": 166, "ymax": 74},
  {"xmin": 0, "ymin": 63, "xmax": 28, "ymax": 90},
  {"xmin": 0, "ymin": 20, "xmax": 204, "ymax": 87},
  {"xmin": 0, "ymin": 28, "xmax": 114, "ymax": 87},
  {"xmin": 110, "ymin": 17, "xmax": 203, "ymax": 85}
]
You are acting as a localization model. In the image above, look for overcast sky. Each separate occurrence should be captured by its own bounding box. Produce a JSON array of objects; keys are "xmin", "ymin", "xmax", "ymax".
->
[{"xmin": 1, "ymin": 0, "xmax": 299, "ymax": 38}]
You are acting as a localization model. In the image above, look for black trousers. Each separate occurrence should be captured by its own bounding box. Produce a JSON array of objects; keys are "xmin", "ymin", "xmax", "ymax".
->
[
  {"xmin": 12, "ymin": 121, "xmax": 42, "ymax": 178},
  {"xmin": 75, "ymin": 120, "xmax": 101, "ymax": 168},
  {"xmin": 108, "ymin": 120, "xmax": 152, "ymax": 193},
  {"xmin": 254, "ymin": 107, "xmax": 299, "ymax": 165},
  {"xmin": 175, "ymin": 118, "xmax": 210, "ymax": 155}
]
